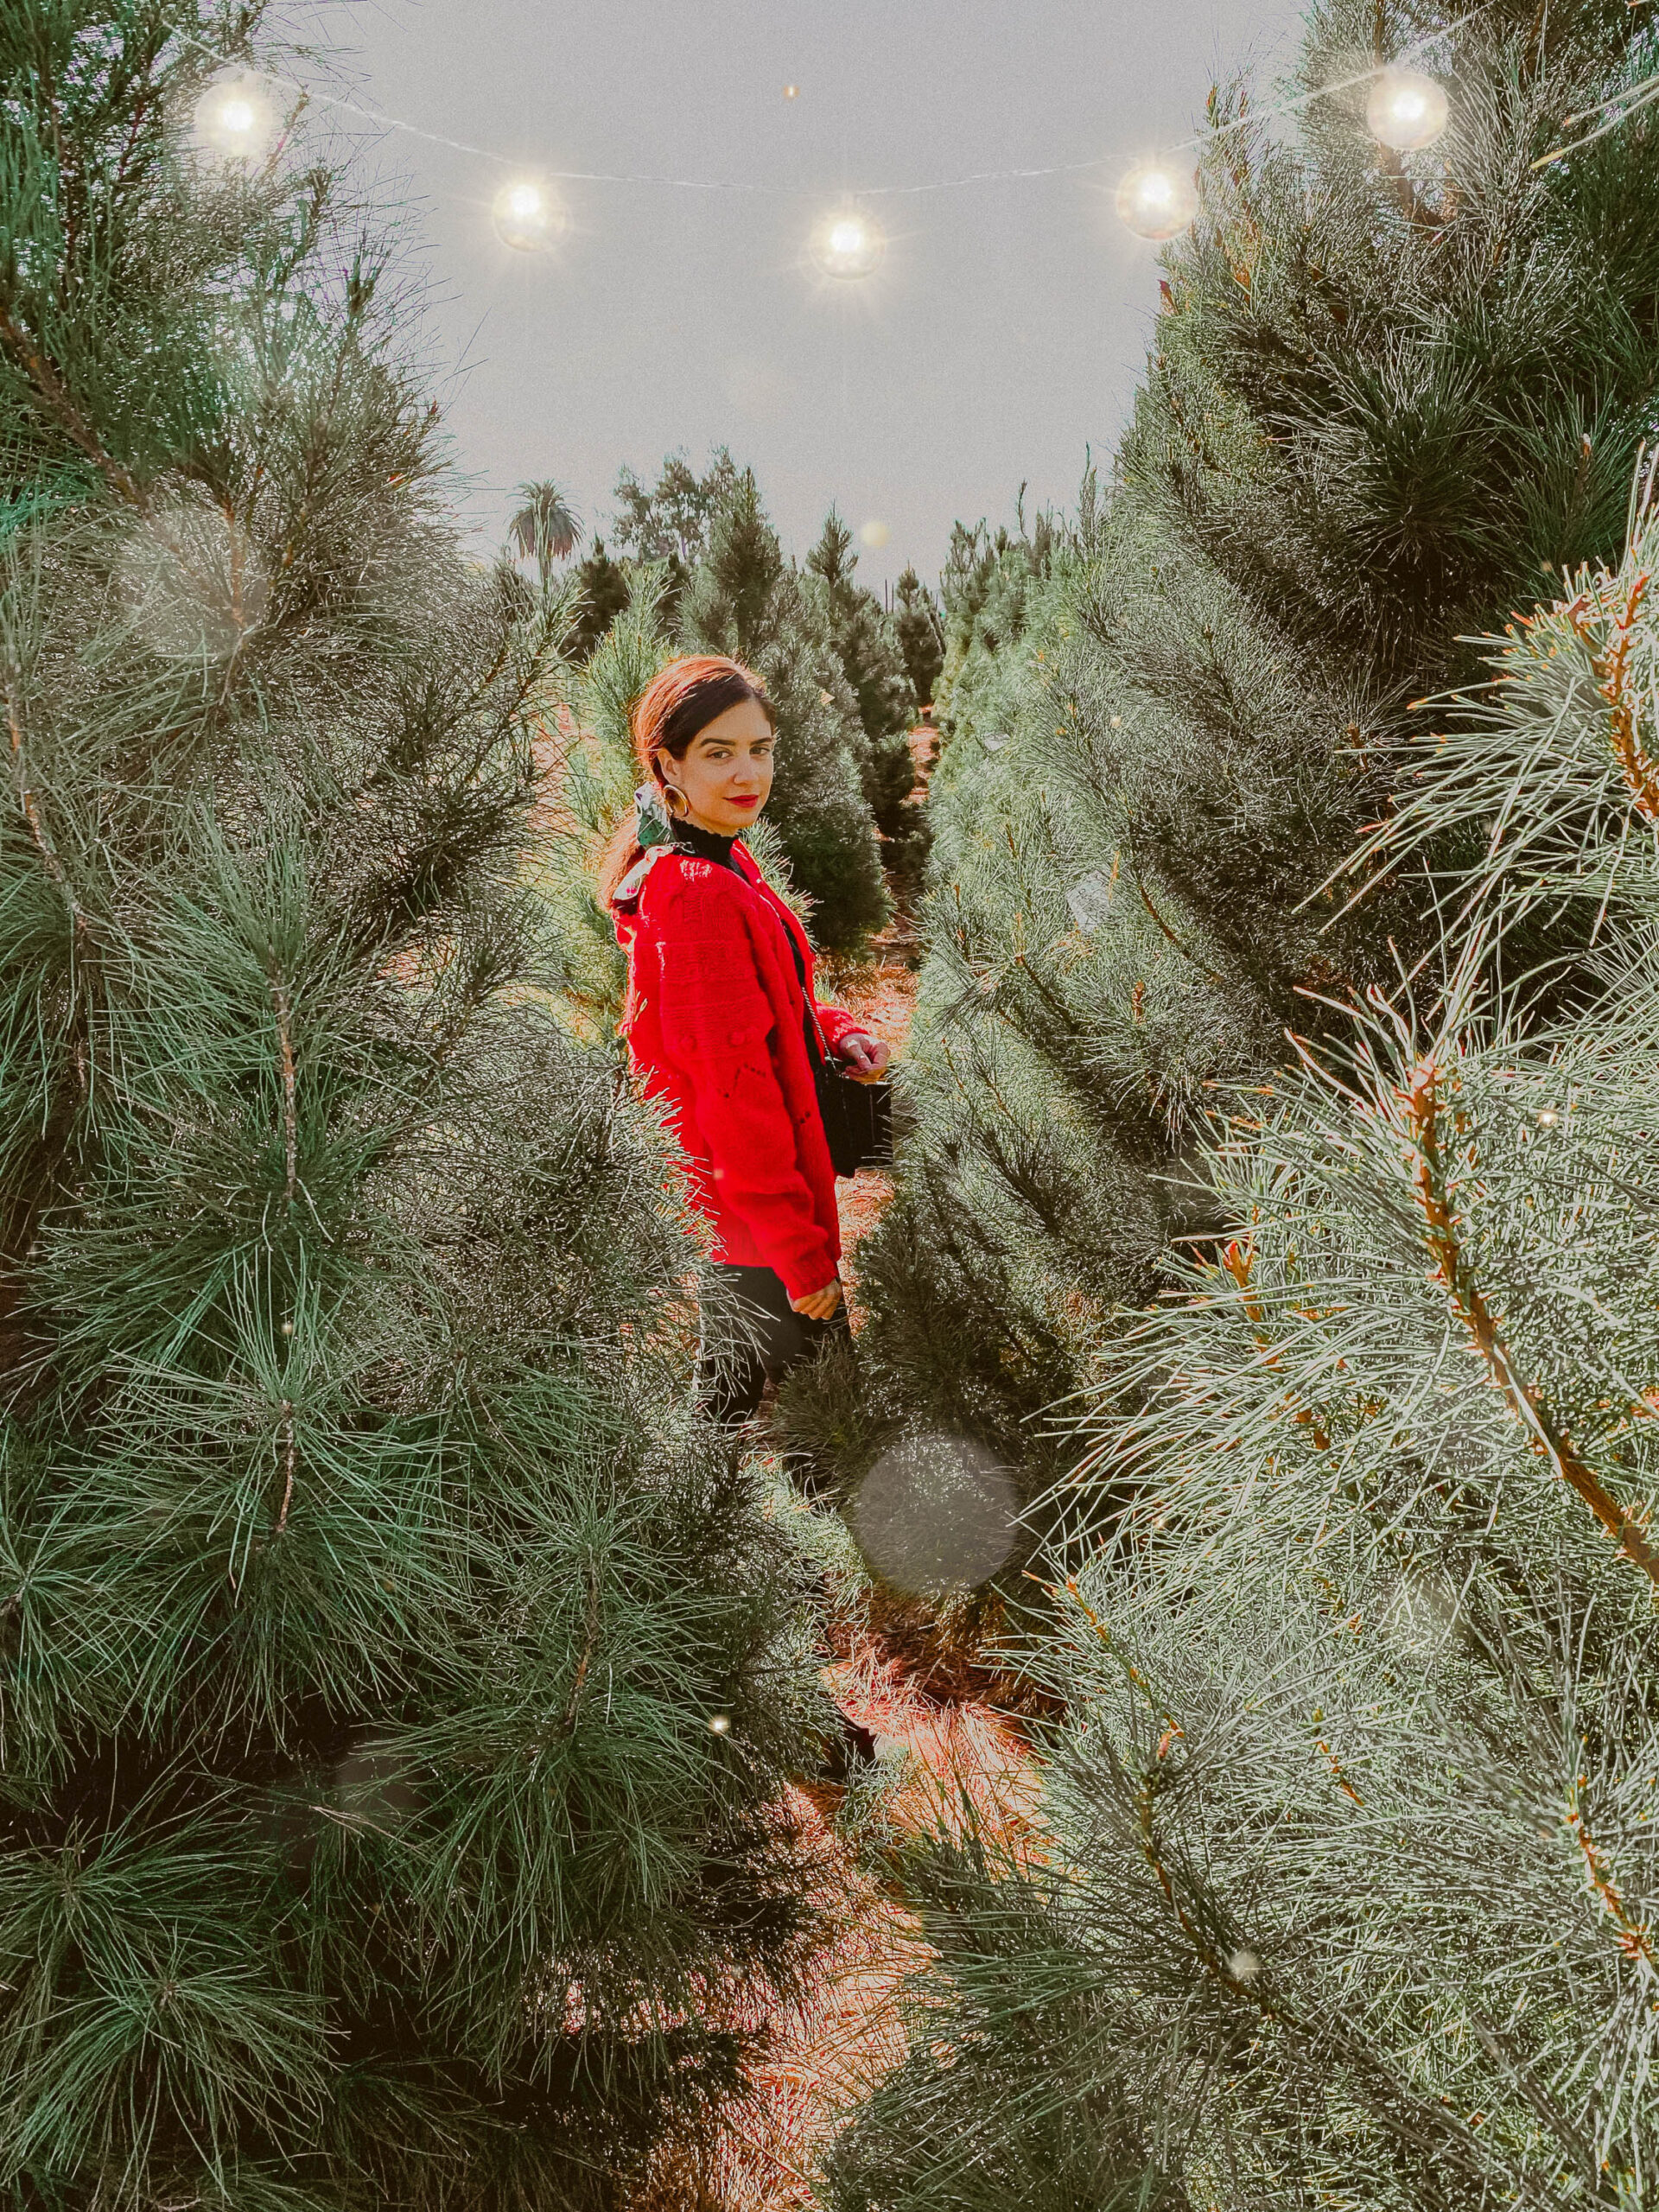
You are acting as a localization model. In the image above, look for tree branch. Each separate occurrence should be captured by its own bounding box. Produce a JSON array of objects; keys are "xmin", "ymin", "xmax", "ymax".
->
[
  {"xmin": 268, "ymin": 966, "xmax": 298, "ymax": 1204},
  {"xmin": 0, "ymin": 307, "xmax": 146, "ymax": 508},
  {"xmin": 1566, "ymin": 567, "xmax": 1659, "ymax": 823},
  {"xmin": 1401, "ymin": 1058, "xmax": 1659, "ymax": 1590}
]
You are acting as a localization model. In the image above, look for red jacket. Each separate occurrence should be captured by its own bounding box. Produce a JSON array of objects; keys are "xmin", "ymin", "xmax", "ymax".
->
[{"xmin": 613, "ymin": 842, "xmax": 863, "ymax": 1301}]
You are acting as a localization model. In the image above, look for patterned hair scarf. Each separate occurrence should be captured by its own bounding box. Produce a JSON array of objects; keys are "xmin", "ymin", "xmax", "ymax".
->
[{"xmin": 633, "ymin": 781, "xmax": 674, "ymax": 851}]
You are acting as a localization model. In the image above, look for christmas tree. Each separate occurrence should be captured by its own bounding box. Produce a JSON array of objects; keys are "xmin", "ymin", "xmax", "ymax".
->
[
  {"xmin": 804, "ymin": 511, "xmax": 927, "ymax": 894},
  {"xmin": 0, "ymin": 9, "xmax": 824, "ymax": 2202},
  {"xmin": 532, "ymin": 569, "xmax": 676, "ymax": 1036},
  {"xmin": 892, "ymin": 565, "xmax": 944, "ymax": 714},
  {"xmin": 565, "ymin": 534, "xmax": 630, "ymax": 658},
  {"xmin": 826, "ymin": 501, "xmax": 1659, "ymax": 2209},
  {"xmin": 677, "ymin": 468, "xmax": 888, "ymax": 950},
  {"xmin": 846, "ymin": 0, "xmax": 1659, "ymax": 1491}
]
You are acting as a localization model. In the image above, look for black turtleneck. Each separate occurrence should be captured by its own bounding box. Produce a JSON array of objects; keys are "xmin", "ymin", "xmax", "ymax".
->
[
  {"xmin": 669, "ymin": 817, "xmax": 742, "ymax": 876},
  {"xmin": 669, "ymin": 817, "xmax": 817, "ymax": 1058}
]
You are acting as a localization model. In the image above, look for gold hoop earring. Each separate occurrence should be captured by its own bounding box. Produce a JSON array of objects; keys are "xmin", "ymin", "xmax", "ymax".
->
[{"xmin": 661, "ymin": 782, "xmax": 689, "ymax": 820}]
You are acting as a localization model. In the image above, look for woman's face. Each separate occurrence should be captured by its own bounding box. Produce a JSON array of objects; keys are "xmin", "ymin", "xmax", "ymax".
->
[{"xmin": 659, "ymin": 697, "xmax": 776, "ymax": 836}]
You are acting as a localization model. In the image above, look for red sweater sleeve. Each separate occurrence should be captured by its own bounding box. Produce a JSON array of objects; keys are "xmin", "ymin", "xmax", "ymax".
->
[
  {"xmin": 815, "ymin": 1001, "xmax": 866, "ymax": 1053},
  {"xmin": 652, "ymin": 872, "xmax": 837, "ymax": 1302}
]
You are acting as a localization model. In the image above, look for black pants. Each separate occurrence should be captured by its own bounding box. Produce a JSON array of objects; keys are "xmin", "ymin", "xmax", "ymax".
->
[{"xmin": 697, "ymin": 1263, "xmax": 850, "ymax": 1425}]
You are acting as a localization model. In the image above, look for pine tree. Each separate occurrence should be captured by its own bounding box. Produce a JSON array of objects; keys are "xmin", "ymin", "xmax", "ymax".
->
[
  {"xmin": 565, "ymin": 533, "xmax": 631, "ymax": 658},
  {"xmin": 0, "ymin": 10, "xmax": 825, "ymax": 2202},
  {"xmin": 679, "ymin": 470, "xmax": 887, "ymax": 951},
  {"xmin": 847, "ymin": 0, "xmax": 1659, "ymax": 1489},
  {"xmin": 533, "ymin": 571, "xmax": 675, "ymax": 1034},
  {"xmin": 826, "ymin": 479, "xmax": 1659, "ymax": 2212},
  {"xmin": 892, "ymin": 564, "xmax": 944, "ymax": 712},
  {"xmin": 805, "ymin": 512, "xmax": 915, "ymax": 798},
  {"xmin": 804, "ymin": 509, "xmax": 926, "ymax": 891}
]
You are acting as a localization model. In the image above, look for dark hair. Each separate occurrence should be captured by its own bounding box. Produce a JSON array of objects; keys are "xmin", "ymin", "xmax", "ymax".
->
[{"xmin": 597, "ymin": 654, "xmax": 775, "ymax": 903}]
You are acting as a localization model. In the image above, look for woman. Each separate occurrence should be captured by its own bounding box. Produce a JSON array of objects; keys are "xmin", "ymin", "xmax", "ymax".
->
[{"xmin": 606, "ymin": 655, "xmax": 891, "ymax": 1422}]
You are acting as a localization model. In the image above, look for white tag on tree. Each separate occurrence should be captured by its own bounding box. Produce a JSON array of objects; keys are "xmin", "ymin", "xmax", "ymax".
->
[{"xmin": 1066, "ymin": 870, "xmax": 1116, "ymax": 934}]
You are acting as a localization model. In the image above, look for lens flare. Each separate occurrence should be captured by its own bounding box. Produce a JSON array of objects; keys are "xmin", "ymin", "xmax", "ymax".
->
[
  {"xmin": 1115, "ymin": 162, "xmax": 1198, "ymax": 240},
  {"xmin": 192, "ymin": 72, "xmax": 277, "ymax": 165},
  {"xmin": 493, "ymin": 178, "xmax": 569, "ymax": 252},
  {"xmin": 859, "ymin": 518, "xmax": 891, "ymax": 550},
  {"xmin": 332, "ymin": 1741, "xmax": 421, "ymax": 1833},
  {"xmin": 850, "ymin": 1433, "xmax": 1020, "ymax": 1597},
  {"xmin": 810, "ymin": 208, "xmax": 885, "ymax": 280},
  {"xmin": 1365, "ymin": 67, "xmax": 1450, "ymax": 151},
  {"xmin": 113, "ymin": 496, "xmax": 270, "ymax": 663}
]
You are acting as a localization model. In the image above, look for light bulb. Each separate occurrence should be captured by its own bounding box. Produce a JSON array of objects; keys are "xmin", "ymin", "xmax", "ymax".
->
[
  {"xmin": 493, "ymin": 178, "xmax": 569, "ymax": 252},
  {"xmin": 1115, "ymin": 162, "xmax": 1198, "ymax": 240},
  {"xmin": 1365, "ymin": 67, "xmax": 1450, "ymax": 152},
  {"xmin": 810, "ymin": 208, "xmax": 885, "ymax": 279},
  {"xmin": 192, "ymin": 72, "xmax": 277, "ymax": 165}
]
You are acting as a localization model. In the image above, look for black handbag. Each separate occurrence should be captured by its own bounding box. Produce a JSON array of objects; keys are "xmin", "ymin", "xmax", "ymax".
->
[{"xmin": 808, "ymin": 1006, "xmax": 893, "ymax": 1178}]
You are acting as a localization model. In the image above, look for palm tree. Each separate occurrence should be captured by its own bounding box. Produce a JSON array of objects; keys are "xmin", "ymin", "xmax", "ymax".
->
[{"xmin": 508, "ymin": 479, "xmax": 582, "ymax": 580}]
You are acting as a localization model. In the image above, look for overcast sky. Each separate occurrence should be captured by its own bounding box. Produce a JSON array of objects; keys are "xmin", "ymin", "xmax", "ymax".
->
[{"xmin": 300, "ymin": 0, "xmax": 1302, "ymax": 589}]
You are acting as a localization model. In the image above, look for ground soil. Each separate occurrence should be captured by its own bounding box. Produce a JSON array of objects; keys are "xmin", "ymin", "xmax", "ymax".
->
[{"xmin": 634, "ymin": 727, "xmax": 1042, "ymax": 2209}]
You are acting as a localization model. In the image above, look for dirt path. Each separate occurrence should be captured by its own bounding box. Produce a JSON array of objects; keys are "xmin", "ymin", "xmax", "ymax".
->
[{"xmin": 636, "ymin": 728, "xmax": 1043, "ymax": 2210}]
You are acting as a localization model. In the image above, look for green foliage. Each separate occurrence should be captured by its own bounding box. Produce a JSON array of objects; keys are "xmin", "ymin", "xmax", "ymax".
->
[
  {"xmin": 531, "ymin": 568, "xmax": 673, "ymax": 1039},
  {"xmin": 824, "ymin": 449, "xmax": 1659, "ymax": 2212},
  {"xmin": 507, "ymin": 480, "xmax": 581, "ymax": 582},
  {"xmin": 934, "ymin": 499, "xmax": 1063, "ymax": 734},
  {"xmin": 1337, "ymin": 468, "xmax": 1659, "ymax": 950},
  {"xmin": 565, "ymin": 535, "xmax": 631, "ymax": 658},
  {"xmin": 805, "ymin": 512, "xmax": 927, "ymax": 894},
  {"xmin": 892, "ymin": 565, "xmax": 944, "ymax": 713},
  {"xmin": 609, "ymin": 447, "xmax": 740, "ymax": 621},
  {"xmin": 852, "ymin": 0, "xmax": 1659, "ymax": 1481},
  {"xmin": 0, "ymin": 10, "xmax": 826, "ymax": 2204},
  {"xmin": 1143, "ymin": 0, "xmax": 1659, "ymax": 683},
  {"xmin": 678, "ymin": 471, "xmax": 888, "ymax": 951},
  {"xmin": 821, "ymin": 1834, "xmax": 1179, "ymax": 2212},
  {"xmin": 804, "ymin": 512, "xmax": 915, "ymax": 801}
]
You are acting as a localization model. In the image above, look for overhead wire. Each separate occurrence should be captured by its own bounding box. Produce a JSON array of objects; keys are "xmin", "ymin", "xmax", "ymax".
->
[{"xmin": 177, "ymin": 6, "xmax": 1500, "ymax": 208}]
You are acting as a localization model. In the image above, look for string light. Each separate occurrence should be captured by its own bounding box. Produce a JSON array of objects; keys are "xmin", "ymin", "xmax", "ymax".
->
[
  {"xmin": 1365, "ymin": 67, "xmax": 1450, "ymax": 151},
  {"xmin": 492, "ymin": 178, "xmax": 568, "ymax": 251},
  {"xmin": 192, "ymin": 70, "xmax": 277, "ymax": 164},
  {"xmin": 178, "ymin": 29, "xmax": 1465, "ymax": 262},
  {"xmin": 810, "ymin": 208, "xmax": 885, "ymax": 279},
  {"xmin": 1115, "ymin": 161, "xmax": 1198, "ymax": 240}
]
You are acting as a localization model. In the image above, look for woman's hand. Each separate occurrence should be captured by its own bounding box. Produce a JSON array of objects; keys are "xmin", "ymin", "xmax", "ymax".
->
[
  {"xmin": 836, "ymin": 1031, "xmax": 891, "ymax": 1082},
  {"xmin": 791, "ymin": 1279, "xmax": 843, "ymax": 1321}
]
